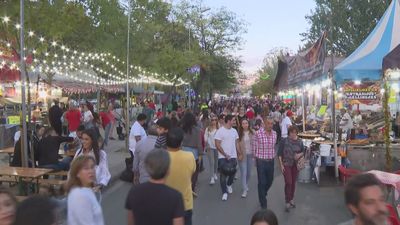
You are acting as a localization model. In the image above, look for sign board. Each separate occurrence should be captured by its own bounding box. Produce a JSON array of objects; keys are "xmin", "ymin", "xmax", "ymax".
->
[
  {"xmin": 287, "ymin": 32, "xmax": 326, "ymax": 86},
  {"xmin": 317, "ymin": 105, "xmax": 328, "ymax": 117},
  {"xmin": 342, "ymin": 82, "xmax": 381, "ymax": 105},
  {"xmin": 7, "ymin": 115, "xmax": 28, "ymax": 125}
]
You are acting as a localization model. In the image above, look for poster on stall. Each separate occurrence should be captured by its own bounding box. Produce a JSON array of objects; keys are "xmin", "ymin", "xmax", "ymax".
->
[
  {"xmin": 317, "ymin": 105, "xmax": 327, "ymax": 117},
  {"xmin": 342, "ymin": 82, "xmax": 381, "ymax": 105}
]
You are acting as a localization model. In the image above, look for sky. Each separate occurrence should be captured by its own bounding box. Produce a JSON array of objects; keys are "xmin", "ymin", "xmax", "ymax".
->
[{"xmin": 202, "ymin": 0, "xmax": 316, "ymax": 75}]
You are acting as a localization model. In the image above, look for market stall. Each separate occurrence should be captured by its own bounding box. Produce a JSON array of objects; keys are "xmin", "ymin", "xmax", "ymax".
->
[{"xmin": 334, "ymin": 0, "xmax": 400, "ymax": 172}]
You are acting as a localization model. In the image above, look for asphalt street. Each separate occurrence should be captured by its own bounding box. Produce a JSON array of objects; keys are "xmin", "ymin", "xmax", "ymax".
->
[{"xmin": 102, "ymin": 160, "xmax": 351, "ymax": 225}]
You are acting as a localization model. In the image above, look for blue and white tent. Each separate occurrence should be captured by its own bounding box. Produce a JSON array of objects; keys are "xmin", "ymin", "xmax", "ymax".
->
[{"xmin": 335, "ymin": 0, "xmax": 400, "ymax": 83}]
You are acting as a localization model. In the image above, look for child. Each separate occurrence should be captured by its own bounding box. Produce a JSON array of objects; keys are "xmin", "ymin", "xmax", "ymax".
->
[{"xmin": 155, "ymin": 117, "xmax": 172, "ymax": 149}]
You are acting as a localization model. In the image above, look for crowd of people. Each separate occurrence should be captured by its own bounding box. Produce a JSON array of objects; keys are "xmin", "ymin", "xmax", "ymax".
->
[{"xmin": 2, "ymin": 97, "xmax": 394, "ymax": 225}]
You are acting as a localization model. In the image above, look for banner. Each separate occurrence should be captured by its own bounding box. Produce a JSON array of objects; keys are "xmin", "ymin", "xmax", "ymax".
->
[
  {"xmin": 342, "ymin": 81, "xmax": 381, "ymax": 105},
  {"xmin": 287, "ymin": 32, "xmax": 327, "ymax": 86}
]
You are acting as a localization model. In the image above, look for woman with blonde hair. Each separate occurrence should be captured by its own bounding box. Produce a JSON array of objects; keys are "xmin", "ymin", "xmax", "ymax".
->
[
  {"xmin": 238, "ymin": 118, "xmax": 254, "ymax": 198},
  {"xmin": 66, "ymin": 155, "xmax": 104, "ymax": 225},
  {"xmin": 204, "ymin": 113, "xmax": 219, "ymax": 185}
]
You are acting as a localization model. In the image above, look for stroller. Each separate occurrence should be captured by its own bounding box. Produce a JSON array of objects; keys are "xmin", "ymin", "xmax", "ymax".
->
[{"xmin": 116, "ymin": 119, "xmax": 125, "ymax": 140}]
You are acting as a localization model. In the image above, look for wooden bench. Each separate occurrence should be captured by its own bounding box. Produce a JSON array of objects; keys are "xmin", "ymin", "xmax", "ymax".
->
[
  {"xmin": 38, "ymin": 179, "xmax": 66, "ymax": 187},
  {"xmin": 48, "ymin": 171, "xmax": 68, "ymax": 177},
  {"xmin": 15, "ymin": 196, "xmax": 28, "ymax": 202}
]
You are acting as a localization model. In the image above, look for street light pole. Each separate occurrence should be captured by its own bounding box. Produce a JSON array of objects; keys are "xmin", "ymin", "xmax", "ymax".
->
[
  {"xmin": 20, "ymin": 0, "xmax": 29, "ymax": 167},
  {"xmin": 125, "ymin": 3, "xmax": 132, "ymax": 152}
]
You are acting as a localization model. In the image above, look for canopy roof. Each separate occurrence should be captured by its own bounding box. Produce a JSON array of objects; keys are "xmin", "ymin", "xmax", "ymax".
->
[
  {"xmin": 383, "ymin": 44, "xmax": 400, "ymax": 71},
  {"xmin": 335, "ymin": 0, "xmax": 400, "ymax": 83}
]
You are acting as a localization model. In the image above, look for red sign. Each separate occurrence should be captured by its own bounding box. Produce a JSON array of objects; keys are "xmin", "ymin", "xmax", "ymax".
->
[{"xmin": 342, "ymin": 82, "xmax": 381, "ymax": 105}]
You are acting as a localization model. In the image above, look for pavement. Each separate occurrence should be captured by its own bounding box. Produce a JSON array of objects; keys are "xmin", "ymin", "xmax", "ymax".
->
[{"xmin": 102, "ymin": 158, "xmax": 352, "ymax": 225}]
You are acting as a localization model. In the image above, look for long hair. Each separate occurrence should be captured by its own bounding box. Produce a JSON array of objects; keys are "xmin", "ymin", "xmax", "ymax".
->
[
  {"xmin": 81, "ymin": 130, "xmax": 100, "ymax": 165},
  {"xmin": 207, "ymin": 113, "xmax": 219, "ymax": 132},
  {"xmin": 179, "ymin": 112, "xmax": 197, "ymax": 134},
  {"xmin": 239, "ymin": 118, "xmax": 254, "ymax": 142},
  {"xmin": 65, "ymin": 155, "xmax": 96, "ymax": 193}
]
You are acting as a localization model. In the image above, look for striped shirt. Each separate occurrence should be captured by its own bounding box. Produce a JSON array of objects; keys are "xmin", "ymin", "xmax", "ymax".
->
[{"xmin": 252, "ymin": 128, "xmax": 277, "ymax": 159}]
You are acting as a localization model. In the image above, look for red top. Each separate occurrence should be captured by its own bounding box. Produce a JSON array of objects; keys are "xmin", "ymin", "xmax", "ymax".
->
[
  {"xmin": 65, "ymin": 109, "xmax": 81, "ymax": 132},
  {"xmin": 149, "ymin": 102, "xmax": 156, "ymax": 110},
  {"xmin": 246, "ymin": 110, "xmax": 255, "ymax": 119},
  {"xmin": 156, "ymin": 111, "xmax": 163, "ymax": 119},
  {"xmin": 99, "ymin": 112, "xmax": 111, "ymax": 128}
]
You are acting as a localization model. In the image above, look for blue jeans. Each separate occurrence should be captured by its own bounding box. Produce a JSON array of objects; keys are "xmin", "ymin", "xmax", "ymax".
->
[
  {"xmin": 239, "ymin": 154, "xmax": 253, "ymax": 191},
  {"xmin": 103, "ymin": 123, "xmax": 112, "ymax": 146},
  {"xmin": 182, "ymin": 146, "xmax": 199, "ymax": 160},
  {"xmin": 40, "ymin": 158, "xmax": 71, "ymax": 171},
  {"xmin": 218, "ymin": 158, "xmax": 237, "ymax": 194},
  {"xmin": 255, "ymin": 158, "xmax": 275, "ymax": 209},
  {"xmin": 184, "ymin": 210, "xmax": 192, "ymax": 225}
]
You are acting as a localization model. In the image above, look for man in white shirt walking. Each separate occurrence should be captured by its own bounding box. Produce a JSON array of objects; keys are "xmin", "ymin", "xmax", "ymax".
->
[
  {"xmin": 215, "ymin": 115, "xmax": 241, "ymax": 201},
  {"xmin": 280, "ymin": 110, "xmax": 292, "ymax": 139},
  {"xmin": 129, "ymin": 113, "xmax": 147, "ymax": 159}
]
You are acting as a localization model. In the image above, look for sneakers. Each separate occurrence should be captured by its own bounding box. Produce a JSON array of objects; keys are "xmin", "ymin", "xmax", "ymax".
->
[
  {"xmin": 222, "ymin": 193, "xmax": 228, "ymax": 201},
  {"xmin": 209, "ymin": 177, "xmax": 215, "ymax": 185},
  {"xmin": 213, "ymin": 174, "xmax": 218, "ymax": 180},
  {"xmin": 241, "ymin": 190, "xmax": 248, "ymax": 198},
  {"xmin": 227, "ymin": 185, "xmax": 233, "ymax": 194},
  {"xmin": 192, "ymin": 191, "xmax": 198, "ymax": 198}
]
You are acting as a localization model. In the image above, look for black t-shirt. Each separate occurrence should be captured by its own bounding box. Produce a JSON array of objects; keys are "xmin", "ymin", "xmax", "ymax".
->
[{"xmin": 125, "ymin": 182, "xmax": 185, "ymax": 225}]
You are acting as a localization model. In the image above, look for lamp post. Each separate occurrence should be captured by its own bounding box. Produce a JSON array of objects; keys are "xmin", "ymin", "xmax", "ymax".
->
[
  {"xmin": 125, "ymin": 2, "xmax": 132, "ymax": 153},
  {"xmin": 20, "ymin": 0, "xmax": 29, "ymax": 167}
]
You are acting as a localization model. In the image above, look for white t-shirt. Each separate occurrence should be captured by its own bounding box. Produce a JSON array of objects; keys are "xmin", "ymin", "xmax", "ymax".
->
[
  {"xmin": 68, "ymin": 187, "xmax": 105, "ymax": 225},
  {"xmin": 214, "ymin": 126, "xmax": 239, "ymax": 159},
  {"xmin": 340, "ymin": 112, "xmax": 354, "ymax": 130},
  {"xmin": 280, "ymin": 116, "xmax": 292, "ymax": 138},
  {"xmin": 83, "ymin": 110, "xmax": 93, "ymax": 123},
  {"xmin": 129, "ymin": 121, "xmax": 147, "ymax": 154}
]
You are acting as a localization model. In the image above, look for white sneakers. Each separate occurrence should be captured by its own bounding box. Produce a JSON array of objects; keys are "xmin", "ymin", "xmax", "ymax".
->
[
  {"xmin": 213, "ymin": 174, "xmax": 218, "ymax": 180},
  {"xmin": 227, "ymin": 185, "xmax": 233, "ymax": 194},
  {"xmin": 222, "ymin": 193, "xmax": 228, "ymax": 201},
  {"xmin": 210, "ymin": 177, "xmax": 215, "ymax": 185},
  {"xmin": 241, "ymin": 190, "xmax": 248, "ymax": 198}
]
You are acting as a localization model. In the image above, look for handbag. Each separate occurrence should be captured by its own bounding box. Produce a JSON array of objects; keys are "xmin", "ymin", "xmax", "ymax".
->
[
  {"xmin": 295, "ymin": 153, "xmax": 306, "ymax": 170},
  {"xmin": 220, "ymin": 158, "xmax": 237, "ymax": 176}
]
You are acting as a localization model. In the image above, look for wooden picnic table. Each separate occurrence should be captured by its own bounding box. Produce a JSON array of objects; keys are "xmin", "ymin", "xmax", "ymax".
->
[
  {"xmin": 58, "ymin": 149, "xmax": 76, "ymax": 157},
  {"xmin": 0, "ymin": 147, "xmax": 14, "ymax": 164},
  {"xmin": 0, "ymin": 166, "xmax": 53, "ymax": 195}
]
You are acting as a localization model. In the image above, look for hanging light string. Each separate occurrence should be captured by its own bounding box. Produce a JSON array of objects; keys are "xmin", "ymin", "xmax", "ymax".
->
[{"xmin": 0, "ymin": 15, "xmax": 189, "ymax": 86}]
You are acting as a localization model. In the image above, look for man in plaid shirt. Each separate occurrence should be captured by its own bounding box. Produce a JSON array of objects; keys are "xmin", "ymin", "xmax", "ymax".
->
[{"xmin": 252, "ymin": 117, "xmax": 277, "ymax": 209}]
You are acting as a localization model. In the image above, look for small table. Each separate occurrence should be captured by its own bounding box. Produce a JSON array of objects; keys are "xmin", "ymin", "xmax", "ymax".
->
[
  {"xmin": 0, "ymin": 166, "xmax": 53, "ymax": 195},
  {"xmin": 298, "ymin": 132, "xmax": 321, "ymax": 139},
  {"xmin": 368, "ymin": 170, "xmax": 400, "ymax": 216},
  {"xmin": 0, "ymin": 147, "xmax": 14, "ymax": 164}
]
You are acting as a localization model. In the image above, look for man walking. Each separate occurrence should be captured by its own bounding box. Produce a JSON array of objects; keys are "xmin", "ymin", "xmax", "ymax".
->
[
  {"xmin": 133, "ymin": 125, "xmax": 159, "ymax": 184},
  {"xmin": 215, "ymin": 115, "xmax": 241, "ymax": 201},
  {"xmin": 48, "ymin": 99, "xmax": 63, "ymax": 136},
  {"xmin": 125, "ymin": 149, "xmax": 185, "ymax": 225},
  {"xmin": 252, "ymin": 117, "xmax": 277, "ymax": 209},
  {"xmin": 165, "ymin": 127, "xmax": 196, "ymax": 225},
  {"xmin": 129, "ymin": 114, "xmax": 147, "ymax": 160}
]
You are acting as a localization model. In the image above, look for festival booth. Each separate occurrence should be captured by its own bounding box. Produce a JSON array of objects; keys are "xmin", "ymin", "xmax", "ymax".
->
[{"xmin": 334, "ymin": 0, "xmax": 400, "ymax": 174}]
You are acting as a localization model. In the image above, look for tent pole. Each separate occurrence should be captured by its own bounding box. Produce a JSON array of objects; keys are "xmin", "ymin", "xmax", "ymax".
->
[{"xmin": 302, "ymin": 88, "xmax": 306, "ymax": 132}]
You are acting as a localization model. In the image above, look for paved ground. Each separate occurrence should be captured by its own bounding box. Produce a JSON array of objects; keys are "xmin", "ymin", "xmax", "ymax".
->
[{"xmin": 102, "ymin": 159, "xmax": 352, "ymax": 225}]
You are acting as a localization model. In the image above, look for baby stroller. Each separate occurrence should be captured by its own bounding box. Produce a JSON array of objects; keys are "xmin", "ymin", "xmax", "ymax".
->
[{"xmin": 116, "ymin": 119, "xmax": 125, "ymax": 141}]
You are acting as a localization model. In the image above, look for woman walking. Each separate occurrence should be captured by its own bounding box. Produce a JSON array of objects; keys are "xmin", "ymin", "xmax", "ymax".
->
[
  {"xmin": 74, "ymin": 130, "xmax": 111, "ymax": 197},
  {"xmin": 238, "ymin": 119, "xmax": 254, "ymax": 198},
  {"xmin": 204, "ymin": 114, "xmax": 219, "ymax": 185},
  {"xmin": 66, "ymin": 155, "xmax": 105, "ymax": 225},
  {"xmin": 179, "ymin": 112, "xmax": 203, "ymax": 196},
  {"xmin": 277, "ymin": 125, "xmax": 304, "ymax": 212}
]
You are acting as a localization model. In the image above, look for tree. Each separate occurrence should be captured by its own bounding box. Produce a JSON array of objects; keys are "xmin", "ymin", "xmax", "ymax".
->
[
  {"xmin": 173, "ymin": 0, "xmax": 248, "ymax": 102},
  {"xmin": 301, "ymin": 0, "xmax": 390, "ymax": 56},
  {"xmin": 251, "ymin": 48, "xmax": 290, "ymax": 96}
]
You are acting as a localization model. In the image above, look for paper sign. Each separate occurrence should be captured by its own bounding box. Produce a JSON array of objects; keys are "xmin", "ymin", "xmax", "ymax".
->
[{"xmin": 317, "ymin": 105, "xmax": 328, "ymax": 117}]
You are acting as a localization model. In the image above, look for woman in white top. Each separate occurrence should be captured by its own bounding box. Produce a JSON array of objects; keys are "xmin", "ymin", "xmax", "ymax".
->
[
  {"xmin": 67, "ymin": 155, "xmax": 105, "ymax": 225},
  {"xmin": 204, "ymin": 114, "xmax": 219, "ymax": 185},
  {"xmin": 82, "ymin": 104, "xmax": 94, "ymax": 130},
  {"xmin": 238, "ymin": 119, "xmax": 254, "ymax": 198},
  {"xmin": 74, "ymin": 130, "xmax": 111, "ymax": 190}
]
